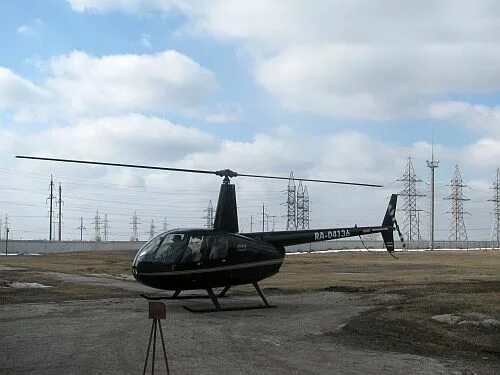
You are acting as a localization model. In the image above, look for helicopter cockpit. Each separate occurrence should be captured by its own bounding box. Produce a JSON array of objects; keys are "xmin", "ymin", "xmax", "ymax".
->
[{"xmin": 135, "ymin": 231, "xmax": 203, "ymax": 265}]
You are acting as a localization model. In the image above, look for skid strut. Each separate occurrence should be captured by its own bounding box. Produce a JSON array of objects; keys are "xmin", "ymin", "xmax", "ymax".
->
[{"xmin": 183, "ymin": 282, "xmax": 274, "ymax": 313}]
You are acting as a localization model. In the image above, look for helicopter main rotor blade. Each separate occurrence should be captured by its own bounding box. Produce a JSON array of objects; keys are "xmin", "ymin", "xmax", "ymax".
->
[
  {"xmin": 15, "ymin": 156, "xmax": 217, "ymax": 176},
  {"xmin": 238, "ymin": 173, "xmax": 382, "ymax": 187},
  {"xmin": 16, "ymin": 155, "xmax": 383, "ymax": 187}
]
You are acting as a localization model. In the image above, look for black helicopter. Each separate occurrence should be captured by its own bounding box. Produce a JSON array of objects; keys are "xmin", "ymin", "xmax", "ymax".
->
[{"xmin": 17, "ymin": 156, "xmax": 403, "ymax": 312}]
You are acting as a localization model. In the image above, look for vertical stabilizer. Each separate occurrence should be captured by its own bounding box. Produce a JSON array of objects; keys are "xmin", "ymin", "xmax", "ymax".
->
[{"xmin": 213, "ymin": 182, "xmax": 239, "ymax": 233}]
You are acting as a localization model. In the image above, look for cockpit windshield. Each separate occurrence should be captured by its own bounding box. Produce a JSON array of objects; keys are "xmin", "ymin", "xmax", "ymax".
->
[{"xmin": 135, "ymin": 232, "xmax": 206, "ymax": 266}]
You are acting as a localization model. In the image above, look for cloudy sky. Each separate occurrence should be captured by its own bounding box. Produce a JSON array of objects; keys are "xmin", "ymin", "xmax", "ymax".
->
[{"xmin": 1, "ymin": 0, "xmax": 499, "ymax": 241}]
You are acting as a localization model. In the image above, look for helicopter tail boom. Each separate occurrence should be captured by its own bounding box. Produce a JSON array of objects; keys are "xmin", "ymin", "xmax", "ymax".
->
[{"xmin": 243, "ymin": 194, "xmax": 400, "ymax": 253}]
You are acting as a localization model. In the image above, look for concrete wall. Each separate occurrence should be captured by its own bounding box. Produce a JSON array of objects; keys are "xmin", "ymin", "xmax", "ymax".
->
[
  {"xmin": 0, "ymin": 240, "xmax": 145, "ymax": 254},
  {"xmin": 1, "ymin": 239, "xmax": 499, "ymax": 255}
]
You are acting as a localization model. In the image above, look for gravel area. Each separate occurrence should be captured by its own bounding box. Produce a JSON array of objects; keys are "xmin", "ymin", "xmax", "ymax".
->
[{"xmin": 0, "ymin": 292, "xmax": 456, "ymax": 375}]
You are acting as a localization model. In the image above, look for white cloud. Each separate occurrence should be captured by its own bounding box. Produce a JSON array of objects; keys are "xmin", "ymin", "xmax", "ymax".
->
[
  {"xmin": 46, "ymin": 50, "xmax": 217, "ymax": 116},
  {"xmin": 66, "ymin": 0, "xmax": 184, "ymax": 13},
  {"xmin": 0, "ymin": 50, "xmax": 217, "ymax": 121},
  {"xmin": 430, "ymin": 101, "xmax": 500, "ymax": 135},
  {"xmin": 0, "ymin": 67, "xmax": 51, "ymax": 111},
  {"xmin": 28, "ymin": 114, "xmax": 219, "ymax": 163},
  {"xmin": 203, "ymin": 104, "xmax": 241, "ymax": 124},
  {"xmin": 16, "ymin": 18, "xmax": 43, "ymax": 37},
  {"xmin": 465, "ymin": 138, "xmax": 500, "ymax": 167},
  {"xmin": 66, "ymin": 1, "xmax": 500, "ymax": 120}
]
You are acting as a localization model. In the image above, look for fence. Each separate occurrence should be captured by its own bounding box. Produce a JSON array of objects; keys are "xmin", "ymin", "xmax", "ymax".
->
[{"xmin": 1, "ymin": 239, "xmax": 499, "ymax": 255}]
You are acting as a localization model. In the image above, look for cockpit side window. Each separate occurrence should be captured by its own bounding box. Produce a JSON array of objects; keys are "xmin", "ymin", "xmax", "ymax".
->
[
  {"xmin": 209, "ymin": 236, "xmax": 228, "ymax": 260},
  {"xmin": 135, "ymin": 233, "xmax": 166, "ymax": 261},
  {"xmin": 154, "ymin": 233, "xmax": 188, "ymax": 263}
]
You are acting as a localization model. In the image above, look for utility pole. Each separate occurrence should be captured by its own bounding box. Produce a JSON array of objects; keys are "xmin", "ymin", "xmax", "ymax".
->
[
  {"xmin": 250, "ymin": 215, "xmax": 253, "ymax": 233},
  {"xmin": 489, "ymin": 168, "xmax": 500, "ymax": 248},
  {"xmin": 163, "ymin": 218, "xmax": 168, "ymax": 232},
  {"xmin": 262, "ymin": 204, "xmax": 266, "ymax": 232},
  {"xmin": 57, "ymin": 183, "xmax": 63, "ymax": 241},
  {"xmin": 77, "ymin": 217, "xmax": 86, "ymax": 241},
  {"xmin": 267, "ymin": 215, "xmax": 277, "ymax": 231},
  {"xmin": 4, "ymin": 214, "xmax": 9, "ymax": 242},
  {"xmin": 47, "ymin": 175, "xmax": 54, "ymax": 241},
  {"xmin": 427, "ymin": 147, "xmax": 439, "ymax": 250},
  {"xmin": 5, "ymin": 227, "xmax": 9, "ymax": 255},
  {"xmin": 0, "ymin": 216, "xmax": 3, "ymax": 240}
]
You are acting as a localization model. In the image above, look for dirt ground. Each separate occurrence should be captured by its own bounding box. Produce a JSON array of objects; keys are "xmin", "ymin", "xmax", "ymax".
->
[{"xmin": 0, "ymin": 250, "xmax": 499, "ymax": 374}]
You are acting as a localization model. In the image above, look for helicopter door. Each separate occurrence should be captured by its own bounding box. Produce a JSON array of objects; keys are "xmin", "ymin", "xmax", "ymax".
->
[{"xmin": 207, "ymin": 235, "xmax": 229, "ymax": 263}]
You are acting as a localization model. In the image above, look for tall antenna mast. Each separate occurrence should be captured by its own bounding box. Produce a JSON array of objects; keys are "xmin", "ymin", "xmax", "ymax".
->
[{"xmin": 426, "ymin": 143, "xmax": 439, "ymax": 250}]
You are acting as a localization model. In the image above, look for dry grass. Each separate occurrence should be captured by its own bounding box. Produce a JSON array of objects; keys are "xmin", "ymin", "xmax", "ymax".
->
[{"xmin": 1, "ymin": 249, "xmax": 499, "ymax": 358}]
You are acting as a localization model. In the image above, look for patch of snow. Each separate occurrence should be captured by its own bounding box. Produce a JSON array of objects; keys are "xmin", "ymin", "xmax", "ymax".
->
[
  {"xmin": 0, "ymin": 280, "xmax": 52, "ymax": 289},
  {"xmin": 432, "ymin": 313, "xmax": 499, "ymax": 328}
]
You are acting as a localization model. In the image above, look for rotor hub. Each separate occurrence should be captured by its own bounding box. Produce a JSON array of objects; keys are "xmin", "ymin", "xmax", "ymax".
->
[{"xmin": 215, "ymin": 169, "xmax": 238, "ymax": 181}]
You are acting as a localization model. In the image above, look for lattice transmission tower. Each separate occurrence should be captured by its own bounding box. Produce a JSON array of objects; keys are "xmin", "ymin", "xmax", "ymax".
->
[
  {"xmin": 130, "ymin": 211, "xmax": 140, "ymax": 241},
  {"xmin": 286, "ymin": 172, "xmax": 296, "ymax": 230},
  {"xmin": 489, "ymin": 168, "xmax": 500, "ymax": 246},
  {"xmin": 204, "ymin": 200, "xmax": 214, "ymax": 229},
  {"xmin": 94, "ymin": 210, "xmax": 102, "ymax": 241},
  {"xmin": 296, "ymin": 181, "xmax": 305, "ymax": 230},
  {"xmin": 397, "ymin": 157, "xmax": 425, "ymax": 243},
  {"xmin": 103, "ymin": 214, "xmax": 110, "ymax": 241},
  {"xmin": 149, "ymin": 219, "xmax": 156, "ymax": 239},
  {"xmin": 303, "ymin": 185, "xmax": 310, "ymax": 229},
  {"xmin": 445, "ymin": 165, "xmax": 469, "ymax": 242}
]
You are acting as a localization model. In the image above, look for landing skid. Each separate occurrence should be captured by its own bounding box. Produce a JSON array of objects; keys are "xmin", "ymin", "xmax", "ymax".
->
[
  {"xmin": 140, "ymin": 289, "xmax": 225, "ymax": 301},
  {"xmin": 182, "ymin": 282, "xmax": 275, "ymax": 313}
]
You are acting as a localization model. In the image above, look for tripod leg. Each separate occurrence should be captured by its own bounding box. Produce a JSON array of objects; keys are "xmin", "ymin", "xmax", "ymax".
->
[
  {"xmin": 206, "ymin": 288, "xmax": 221, "ymax": 310},
  {"xmin": 142, "ymin": 320, "xmax": 155, "ymax": 375},
  {"xmin": 152, "ymin": 320, "xmax": 157, "ymax": 375},
  {"xmin": 158, "ymin": 320, "xmax": 170, "ymax": 375},
  {"xmin": 253, "ymin": 282, "xmax": 270, "ymax": 307},
  {"xmin": 218, "ymin": 285, "xmax": 231, "ymax": 298}
]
